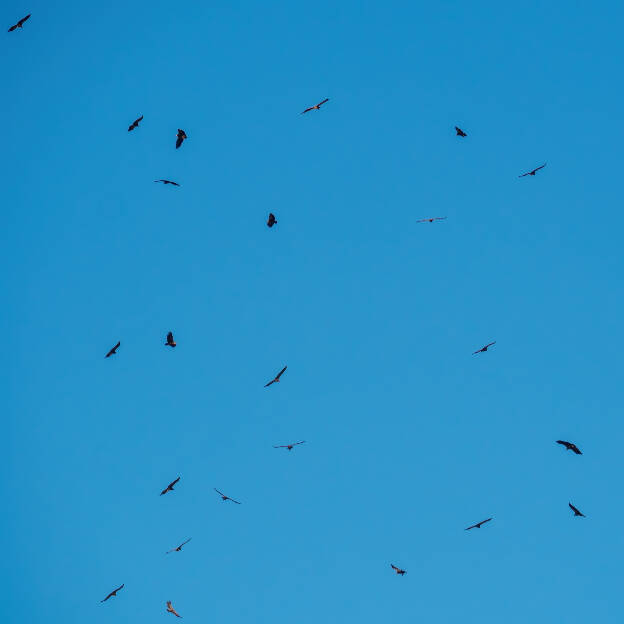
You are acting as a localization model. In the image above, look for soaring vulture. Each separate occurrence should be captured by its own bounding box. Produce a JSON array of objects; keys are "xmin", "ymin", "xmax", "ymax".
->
[
  {"xmin": 267, "ymin": 213, "xmax": 277, "ymax": 228},
  {"xmin": 128, "ymin": 115, "xmax": 143, "ymax": 131},
  {"xmin": 519, "ymin": 163, "xmax": 546, "ymax": 177},
  {"xmin": 417, "ymin": 217, "xmax": 446, "ymax": 223},
  {"xmin": 165, "ymin": 332, "xmax": 176, "ymax": 348},
  {"xmin": 301, "ymin": 98, "xmax": 329, "ymax": 114},
  {"xmin": 176, "ymin": 129, "xmax": 187, "ymax": 149},
  {"xmin": 101, "ymin": 584, "xmax": 124, "ymax": 602},
  {"xmin": 556, "ymin": 440, "xmax": 582, "ymax": 455},
  {"xmin": 273, "ymin": 441, "xmax": 306, "ymax": 451},
  {"xmin": 455, "ymin": 126, "xmax": 467, "ymax": 137},
  {"xmin": 465, "ymin": 517, "xmax": 493, "ymax": 530},
  {"xmin": 265, "ymin": 366, "xmax": 287, "ymax": 387},
  {"xmin": 160, "ymin": 477, "xmax": 180, "ymax": 496},
  {"xmin": 473, "ymin": 341, "xmax": 496, "ymax": 354},
  {"xmin": 166, "ymin": 601, "xmax": 182, "ymax": 618},
  {"xmin": 391, "ymin": 564, "xmax": 406, "ymax": 575},
  {"xmin": 155, "ymin": 179, "xmax": 180, "ymax": 186},
  {"xmin": 167, "ymin": 538, "xmax": 192, "ymax": 554},
  {"xmin": 8, "ymin": 14, "xmax": 30, "ymax": 32},
  {"xmin": 105, "ymin": 341, "xmax": 120, "ymax": 358},
  {"xmin": 569, "ymin": 502, "xmax": 585, "ymax": 517},
  {"xmin": 214, "ymin": 488, "xmax": 241, "ymax": 504}
]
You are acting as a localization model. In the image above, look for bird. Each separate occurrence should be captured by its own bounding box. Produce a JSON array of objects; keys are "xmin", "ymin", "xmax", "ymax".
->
[
  {"xmin": 473, "ymin": 341, "xmax": 496, "ymax": 355},
  {"xmin": 165, "ymin": 331, "xmax": 176, "ymax": 348},
  {"xmin": 455, "ymin": 126, "xmax": 467, "ymax": 137},
  {"xmin": 265, "ymin": 366, "xmax": 287, "ymax": 387},
  {"xmin": 8, "ymin": 14, "xmax": 30, "ymax": 32},
  {"xmin": 569, "ymin": 503, "xmax": 585, "ymax": 517},
  {"xmin": 105, "ymin": 341, "xmax": 120, "ymax": 358},
  {"xmin": 417, "ymin": 217, "xmax": 447, "ymax": 223},
  {"xmin": 391, "ymin": 564, "xmax": 406, "ymax": 576},
  {"xmin": 167, "ymin": 538, "xmax": 192, "ymax": 554},
  {"xmin": 160, "ymin": 477, "xmax": 180, "ymax": 496},
  {"xmin": 127, "ymin": 115, "xmax": 143, "ymax": 131},
  {"xmin": 176, "ymin": 129, "xmax": 187, "ymax": 149},
  {"xmin": 465, "ymin": 517, "xmax": 493, "ymax": 530},
  {"xmin": 166, "ymin": 601, "xmax": 182, "ymax": 618},
  {"xmin": 301, "ymin": 98, "xmax": 329, "ymax": 114},
  {"xmin": 154, "ymin": 179, "xmax": 180, "ymax": 186},
  {"xmin": 273, "ymin": 441, "xmax": 306, "ymax": 451},
  {"xmin": 556, "ymin": 440, "xmax": 582, "ymax": 455},
  {"xmin": 100, "ymin": 584, "xmax": 124, "ymax": 602},
  {"xmin": 519, "ymin": 163, "xmax": 546, "ymax": 177},
  {"xmin": 267, "ymin": 213, "xmax": 277, "ymax": 228},
  {"xmin": 214, "ymin": 488, "xmax": 241, "ymax": 504}
]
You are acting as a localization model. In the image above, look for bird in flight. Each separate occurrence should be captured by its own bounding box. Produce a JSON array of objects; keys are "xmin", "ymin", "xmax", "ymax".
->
[
  {"xmin": 128, "ymin": 115, "xmax": 143, "ymax": 131},
  {"xmin": 556, "ymin": 440, "xmax": 582, "ymax": 455},
  {"xmin": 165, "ymin": 331, "xmax": 177, "ymax": 348},
  {"xmin": 465, "ymin": 517, "xmax": 493, "ymax": 530},
  {"xmin": 166, "ymin": 601, "xmax": 182, "ymax": 618},
  {"xmin": 273, "ymin": 441, "xmax": 306, "ymax": 451},
  {"xmin": 473, "ymin": 341, "xmax": 496, "ymax": 355},
  {"xmin": 267, "ymin": 213, "xmax": 277, "ymax": 228},
  {"xmin": 155, "ymin": 179, "xmax": 180, "ymax": 186},
  {"xmin": 391, "ymin": 564, "xmax": 406, "ymax": 576},
  {"xmin": 176, "ymin": 129, "xmax": 187, "ymax": 149},
  {"xmin": 569, "ymin": 502, "xmax": 585, "ymax": 517},
  {"xmin": 101, "ymin": 584, "xmax": 124, "ymax": 602},
  {"xmin": 167, "ymin": 538, "xmax": 192, "ymax": 554},
  {"xmin": 214, "ymin": 488, "xmax": 241, "ymax": 504},
  {"xmin": 301, "ymin": 98, "xmax": 329, "ymax": 114},
  {"xmin": 417, "ymin": 217, "xmax": 447, "ymax": 223},
  {"xmin": 105, "ymin": 341, "xmax": 120, "ymax": 358},
  {"xmin": 8, "ymin": 14, "xmax": 30, "ymax": 32},
  {"xmin": 519, "ymin": 163, "xmax": 546, "ymax": 177},
  {"xmin": 265, "ymin": 366, "xmax": 287, "ymax": 387},
  {"xmin": 160, "ymin": 477, "xmax": 180, "ymax": 496},
  {"xmin": 455, "ymin": 126, "xmax": 467, "ymax": 137}
]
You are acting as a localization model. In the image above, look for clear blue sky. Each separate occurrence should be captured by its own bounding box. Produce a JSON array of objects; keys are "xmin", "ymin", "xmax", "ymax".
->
[{"xmin": 4, "ymin": 1, "xmax": 624, "ymax": 622}]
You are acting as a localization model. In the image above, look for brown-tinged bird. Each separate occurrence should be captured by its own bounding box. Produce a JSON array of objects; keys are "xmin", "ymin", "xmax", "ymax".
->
[
  {"xmin": 391, "ymin": 564, "xmax": 406, "ymax": 576},
  {"xmin": 160, "ymin": 476, "xmax": 180, "ymax": 496},
  {"xmin": 519, "ymin": 163, "xmax": 546, "ymax": 177},
  {"xmin": 166, "ymin": 601, "xmax": 182, "ymax": 618},
  {"xmin": 100, "ymin": 584, "xmax": 124, "ymax": 602},
  {"xmin": 301, "ymin": 98, "xmax": 329, "ymax": 114},
  {"xmin": 8, "ymin": 14, "xmax": 30, "ymax": 32},
  {"xmin": 569, "ymin": 503, "xmax": 585, "ymax": 517},
  {"xmin": 455, "ymin": 126, "xmax": 467, "ymax": 137},
  {"xmin": 465, "ymin": 517, "xmax": 493, "ymax": 530},
  {"xmin": 128, "ymin": 115, "xmax": 143, "ymax": 131},
  {"xmin": 155, "ymin": 179, "xmax": 180, "ymax": 186},
  {"xmin": 214, "ymin": 488, "xmax": 241, "ymax": 504},
  {"xmin": 165, "ymin": 331, "xmax": 176, "ymax": 348},
  {"xmin": 273, "ymin": 441, "xmax": 306, "ymax": 451},
  {"xmin": 556, "ymin": 440, "xmax": 582, "ymax": 455},
  {"xmin": 176, "ymin": 129, "xmax": 187, "ymax": 149},
  {"xmin": 105, "ymin": 341, "xmax": 120, "ymax": 358},
  {"xmin": 417, "ymin": 217, "xmax": 447, "ymax": 223},
  {"xmin": 265, "ymin": 365, "xmax": 287, "ymax": 387},
  {"xmin": 167, "ymin": 538, "xmax": 192, "ymax": 554},
  {"xmin": 473, "ymin": 341, "xmax": 496, "ymax": 355},
  {"xmin": 267, "ymin": 213, "xmax": 277, "ymax": 228}
]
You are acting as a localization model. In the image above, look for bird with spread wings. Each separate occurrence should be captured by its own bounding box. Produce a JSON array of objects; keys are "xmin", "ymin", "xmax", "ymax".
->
[
  {"xmin": 417, "ymin": 217, "xmax": 446, "ymax": 223},
  {"xmin": 155, "ymin": 179, "xmax": 180, "ymax": 186},
  {"xmin": 391, "ymin": 564, "xmax": 406, "ymax": 575},
  {"xmin": 160, "ymin": 477, "xmax": 180, "ymax": 496},
  {"xmin": 519, "ymin": 163, "xmax": 546, "ymax": 177},
  {"xmin": 101, "ymin": 584, "xmax": 124, "ymax": 602},
  {"xmin": 214, "ymin": 488, "xmax": 241, "ymax": 504},
  {"xmin": 105, "ymin": 341, "xmax": 120, "ymax": 358},
  {"xmin": 556, "ymin": 440, "xmax": 582, "ymax": 455},
  {"xmin": 127, "ymin": 115, "xmax": 143, "ymax": 131},
  {"xmin": 176, "ymin": 129, "xmax": 187, "ymax": 149},
  {"xmin": 167, "ymin": 538, "xmax": 192, "ymax": 554},
  {"xmin": 166, "ymin": 601, "xmax": 182, "ymax": 618},
  {"xmin": 455, "ymin": 126, "xmax": 467, "ymax": 137},
  {"xmin": 8, "ymin": 14, "xmax": 30, "ymax": 32},
  {"xmin": 569, "ymin": 503, "xmax": 585, "ymax": 517},
  {"xmin": 273, "ymin": 441, "xmax": 306, "ymax": 451},
  {"xmin": 265, "ymin": 366, "xmax": 287, "ymax": 387},
  {"xmin": 465, "ymin": 517, "xmax": 493, "ymax": 530},
  {"xmin": 301, "ymin": 98, "xmax": 329, "ymax": 114},
  {"xmin": 473, "ymin": 341, "xmax": 496, "ymax": 354},
  {"xmin": 165, "ymin": 331, "xmax": 177, "ymax": 348},
  {"xmin": 267, "ymin": 213, "xmax": 277, "ymax": 228}
]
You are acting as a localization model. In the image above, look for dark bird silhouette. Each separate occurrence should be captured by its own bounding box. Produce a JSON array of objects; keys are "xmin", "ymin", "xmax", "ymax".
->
[
  {"xmin": 391, "ymin": 564, "xmax": 406, "ymax": 576},
  {"xmin": 167, "ymin": 538, "xmax": 192, "ymax": 554},
  {"xmin": 569, "ymin": 502, "xmax": 585, "ymax": 517},
  {"xmin": 166, "ymin": 601, "xmax": 182, "ymax": 618},
  {"xmin": 8, "ymin": 14, "xmax": 30, "ymax": 32},
  {"xmin": 465, "ymin": 517, "xmax": 493, "ymax": 530},
  {"xmin": 273, "ymin": 441, "xmax": 306, "ymax": 451},
  {"xmin": 455, "ymin": 126, "xmax": 467, "ymax": 137},
  {"xmin": 301, "ymin": 98, "xmax": 329, "ymax": 114},
  {"xmin": 101, "ymin": 584, "xmax": 124, "ymax": 602},
  {"xmin": 165, "ymin": 331, "xmax": 176, "ymax": 348},
  {"xmin": 519, "ymin": 163, "xmax": 546, "ymax": 177},
  {"xmin": 556, "ymin": 440, "xmax": 582, "ymax": 455},
  {"xmin": 128, "ymin": 115, "xmax": 143, "ymax": 131},
  {"xmin": 267, "ymin": 213, "xmax": 277, "ymax": 228},
  {"xmin": 214, "ymin": 488, "xmax": 241, "ymax": 504},
  {"xmin": 473, "ymin": 341, "xmax": 496, "ymax": 355},
  {"xmin": 155, "ymin": 179, "xmax": 180, "ymax": 186},
  {"xmin": 105, "ymin": 341, "xmax": 120, "ymax": 358},
  {"xmin": 417, "ymin": 217, "xmax": 447, "ymax": 223},
  {"xmin": 176, "ymin": 129, "xmax": 187, "ymax": 149},
  {"xmin": 265, "ymin": 366, "xmax": 287, "ymax": 387},
  {"xmin": 160, "ymin": 477, "xmax": 180, "ymax": 496}
]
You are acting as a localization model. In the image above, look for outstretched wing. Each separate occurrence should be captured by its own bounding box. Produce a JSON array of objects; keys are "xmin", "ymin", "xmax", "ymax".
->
[
  {"xmin": 264, "ymin": 379, "xmax": 276, "ymax": 387},
  {"xmin": 214, "ymin": 488, "xmax": 226, "ymax": 497},
  {"xmin": 169, "ymin": 477, "xmax": 180, "ymax": 488},
  {"xmin": 391, "ymin": 564, "xmax": 399, "ymax": 571},
  {"xmin": 176, "ymin": 136, "xmax": 183, "ymax": 148},
  {"xmin": 105, "ymin": 341, "xmax": 120, "ymax": 357},
  {"xmin": 167, "ymin": 331, "xmax": 174, "ymax": 343},
  {"xmin": 293, "ymin": 441, "xmax": 306, "ymax": 446},
  {"xmin": 18, "ymin": 14, "xmax": 31, "ymax": 26},
  {"xmin": 317, "ymin": 98, "xmax": 330, "ymax": 107},
  {"xmin": 534, "ymin": 163, "xmax": 546, "ymax": 172},
  {"xmin": 479, "ymin": 517, "xmax": 493, "ymax": 527},
  {"xmin": 275, "ymin": 366, "xmax": 287, "ymax": 379},
  {"xmin": 301, "ymin": 106, "xmax": 314, "ymax": 114}
]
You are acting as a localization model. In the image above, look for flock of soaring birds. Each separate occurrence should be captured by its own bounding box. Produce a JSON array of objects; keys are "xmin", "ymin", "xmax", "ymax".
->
[{"xmin": 9, "ymin": 11, "xmax": 584, "ymax": 619}]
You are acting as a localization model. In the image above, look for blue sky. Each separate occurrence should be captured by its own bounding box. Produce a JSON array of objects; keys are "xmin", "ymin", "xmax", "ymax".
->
[{"xmin": 4, "ymin": 1, "xmax": 624, "ymax": 622}]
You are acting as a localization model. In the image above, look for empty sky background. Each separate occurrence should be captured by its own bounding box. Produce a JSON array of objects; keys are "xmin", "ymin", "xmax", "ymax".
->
[{"xmin": 4, "ymin": 1, "xmax": 623, "ymax": 622}]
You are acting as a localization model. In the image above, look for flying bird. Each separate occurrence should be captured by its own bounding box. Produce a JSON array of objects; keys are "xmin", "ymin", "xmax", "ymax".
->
[
  {"xmin": 519, "ymin": 163, "xmax": 546, "ymax": 177},
  {"xmin": 160, "ymin": 477, "xmax": 180, "ymax": 496},
  {"xmin": 105, "ymin": 341, "xmax": 120, "ymax": 358},
  {"xmin": 301, "ymin": 98, "xmax": 329, "ymax": 114},
  {"xmin": 465, "ymin": 517, "xmax": 493, "ymax": 530},
  {"xmin": 100, "ymin": 584, "xmax": 124, "ymax": 602},
  {"xmin": 273, "ymin": 441, "xmax": 306, "ymax": 451},
  {"xmin": 417, "ymin": 217, "xmax": 447, "ymax": 223},
  {"xmin": 556, "ymin": 440, "xmax": 582, "ymax": 455},
  {"xmin": 473, "ymin": 341, "xmax": 496, "ymax": 355},
  {"xmin": 176, "ymin": 129, "xmax": 187, "ymax": 149},
  {"xmin": 166, "ymin": 601, "xmax": 182, "ymax": 618},
  {"xmin": 128, "ymin": 115, "xmax": 143, "ymax": 131},
  {"xmin": 167, "ymin": 538, "xmax": 192, "ymax": 554},
  {"xmin": 165, "ymin": 331, "xmax": 176, "ymax": 348},
  {"xmin": 214, "ymin": 488, "xmax": 241, "ymax": 504},
  {"xmin": 569, "ymin": 502, "xmax": 585, "ymax": 517},
  {"xmin": 267, "ymin": 213, "xmax": 277, "ymax": 228},
  {"xmin": 455, "ymin": 126, "xmax": 467, "ymax": 137},
  {"xmin": 155, "ymin": 179, "xmax": 180, "ymax": 186},
  {"xmin": 8, "ymin": 14, "xmax": 30, "ymax": 32},
  {"xmin": 265, "ymin": 365, "xmax": 287, "ymax": 387},
  {"xmin": 390, "ymin": 564, "xmax": 406, "ymax": 576}
]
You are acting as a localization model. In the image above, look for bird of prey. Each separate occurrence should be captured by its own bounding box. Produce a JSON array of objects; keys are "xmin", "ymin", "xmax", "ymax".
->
[
  {"xmin": 105, "ymin": 341, "xmax": 121, "ymax": 358},
  {"xmin": 417, "ymin": 217, "xmax": 447, "ymax": 223},
  {"xmin": 167, "ymin": 538, "xmax": 192, "ymax": 554},
  {"xmin": 265, "ymin": 366, "xmax": 287, "ymax": 387},
  {"xmin": 455, "ymin": 126, "xmax": 467, "ymax": 137},
  {"xmin": 273, "ymin": 441, "xmax": 306, "ymax": 451},
  {"xmin": 473, "ymin": 341, "xmax": 496, "ymax": 355},
  {"xmin": 267, "ymin": 213, "xmax": 277, "ymax": 228},
  {"xmin": 519, "ymin": 163, "xmax": 546, "ymax": 177},
  {"xmin": 165, "ymin": 331, "xmax": 176, "ymax": 348},
  {"xmin": 301, "ymin": 98, "xmax": 329, "ymax": 114},
  {"xmin": 465, "ymin": 517, "xmax": 493, "ymax": 530},
  {"xmin": 101, "ymin": 584, "xmax": 124, "ymax": 602},
  {"xmin": 8, "ymin": 14, "xmax": 30, "ymax": 32},
  {"xmin": 569, "ymin": 502, "xmax": 585, "ymax": 517},
  {"xmin": 166, "ymin": 601, "xmax": 182, "ymax": 618},
  {"xmin": 155, "ymin": 179, "xmax": 180, "ymax": 186},
  {"xmin": 127, "ymin": 115, "xmax": 143, "ymax": 131},
  {"xmin": 556, "ymin": 440, "xmax": 582, "ymax": 455},
  {"xmin": 160, "ymin": 477, "xmax": 180, "ymax": 496},
  {"xmin": 214, "ymin": 488, "xmax": 241, "ymax": 504},
  {"xmin": 391, "ymin": 564, "xmax": 406, "ymax": 576},
  {"xmin": 176, "ymin": 129, "xmax": 187, "ymax": 149}
]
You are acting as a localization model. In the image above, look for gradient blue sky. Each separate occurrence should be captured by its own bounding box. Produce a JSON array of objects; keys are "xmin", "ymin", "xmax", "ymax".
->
[{"xmin": 4, "ymin": 1, "xmax": 624, "ymax": 623}]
